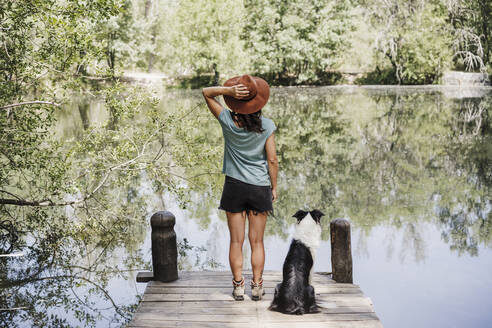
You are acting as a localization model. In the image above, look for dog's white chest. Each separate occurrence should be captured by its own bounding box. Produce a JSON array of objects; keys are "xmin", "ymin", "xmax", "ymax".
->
[
  {"xmin": 292, "ymin": 214, "xmax": 322, "ymax": 252},
  {"xmin": 292, "ymin": 214, "xmax": 322, "ymax": 284}
]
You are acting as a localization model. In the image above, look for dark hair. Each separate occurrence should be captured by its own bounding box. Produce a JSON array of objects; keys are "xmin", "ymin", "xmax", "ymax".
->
[{"xmin": 231, "ymin": 110, "xmax": 265, "ymax": 133}]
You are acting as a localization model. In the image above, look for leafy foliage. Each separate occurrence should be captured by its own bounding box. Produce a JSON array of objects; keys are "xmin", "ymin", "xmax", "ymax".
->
[
  {"xmin": 445, "ymin": 0, "xmax": 492, "ymax": 72},
  {"xmin": 163, "ymin": 0, "xmax": 250, "ymax": 85},
  {"xmin": 0, "ymin": 1, "xmax": 220, "ymax": 327},
  {"xmin": 358, "ymin": 0, "xmax": 454, "ymax": 84},
  {"xmin": 243, "ymin": 0, "xmax": 354, "ymax": 85}
]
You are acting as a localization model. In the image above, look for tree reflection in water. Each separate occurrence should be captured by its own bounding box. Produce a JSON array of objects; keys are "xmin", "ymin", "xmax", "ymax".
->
[
  {"xmin": 1, "ymin": 86, "xmax": 491, "ymax": 327},
  {"xmin": 0, "ymin": 178, "xmax": 149, "ymax": 327}
]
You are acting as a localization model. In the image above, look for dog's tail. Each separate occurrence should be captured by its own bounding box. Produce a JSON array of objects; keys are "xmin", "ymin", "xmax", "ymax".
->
[
  {"xmin": 308, "ymin": 302, "xmax": 320, "ymax": 314},
  {"xmin": 268, "ymin": 301, "xmax": 279, "ymax": 312},
  {"xmin": 268, "ymin": 283, "xmax": 281, "ymax": 312},
  {"xmin": 268, "ymin": 292, "xmax": 280, "ymax": 312},
  {"xmin": 306, "ymin": 285, "xmax": 320, "ymax": 314}
]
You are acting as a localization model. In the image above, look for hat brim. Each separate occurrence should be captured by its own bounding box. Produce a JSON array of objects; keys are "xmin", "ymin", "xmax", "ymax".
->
[{"xmin": 223, "ymin": 76, "xmax": 270, "ymax": 114}]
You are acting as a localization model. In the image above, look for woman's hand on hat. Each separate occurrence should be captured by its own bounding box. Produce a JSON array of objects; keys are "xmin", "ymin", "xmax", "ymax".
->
[{"xmin": 230, "ymin": 84, "xmax": 249, "ymax": 99}]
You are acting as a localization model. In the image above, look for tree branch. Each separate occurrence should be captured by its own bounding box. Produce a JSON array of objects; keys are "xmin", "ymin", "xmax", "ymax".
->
[
  {"xmin": 0, "ymin": 101, "xmax": 61, "ymax": 110},
  {"xmin": 0, "ymin": 189, "xmax": 22, "ymax": 200},
  {"xmin": 0, "ymin": 154, "xmax": 144, "ymax": 207}
]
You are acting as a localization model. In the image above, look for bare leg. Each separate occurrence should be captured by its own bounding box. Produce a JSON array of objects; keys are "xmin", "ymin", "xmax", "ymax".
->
[
  {"xmin": 248, "ymin": 211, "xmax": 267, "ymax": 284},
  {"xmin": 227, "ymin": 211, "xmax": 246, "ymax": 281}
]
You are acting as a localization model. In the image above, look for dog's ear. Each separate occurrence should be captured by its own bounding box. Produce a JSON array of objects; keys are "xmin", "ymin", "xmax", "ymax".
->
[
  {"xmin": 293, "ymin": 210, "xmax": 308, "ymax": 222},
  {"xmin": 310, "ymin": 209, "xmax": 325, "ymax": 223}
]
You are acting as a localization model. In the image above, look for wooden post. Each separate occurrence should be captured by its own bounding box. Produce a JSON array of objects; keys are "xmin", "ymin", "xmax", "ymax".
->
[
  {"xmin": 330, "ymin": 218, "xmax": 353, "ymax": 283},
  {"xmin": 151, "ymin": 211, "xmax": 178, "ymax": 282}
]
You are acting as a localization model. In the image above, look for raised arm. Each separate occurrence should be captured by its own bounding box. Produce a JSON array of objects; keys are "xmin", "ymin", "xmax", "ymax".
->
[
  {"xmin": 202, "ymin": 84, "xmax": 250, "ymax": 118},
  {"xmin": 265, "ymin": 133, "xmax": 278, "ymax": 201}
]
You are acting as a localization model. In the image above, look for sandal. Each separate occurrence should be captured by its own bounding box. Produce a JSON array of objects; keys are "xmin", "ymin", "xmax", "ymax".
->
[
  {"xmin": 250, "ymin": 278, "xmax": 265, "ymax": 301},
  {"xmin": 232, "ymin": 277, "xmax": 245, "ymax": 301}
]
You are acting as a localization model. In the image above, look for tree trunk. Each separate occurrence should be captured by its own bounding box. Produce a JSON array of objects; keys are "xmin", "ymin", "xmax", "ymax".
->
[
  {"xmin": 148, "ymin": 25, "xmax": 156, "ymax": 73},
  {"xmin": 78, "ymin": 100, "xmax": 90, "ymax": 130},
  {"xmin": 144, "ymin": 0, "xmax": 152, "ymax": 18},
  {"xmin": 479, "ymin": 1, "xmax": 491, "ymax": 65},
  {"xmin": 213, "ymin": 63, "xmax": 219, "ymax": 86}
]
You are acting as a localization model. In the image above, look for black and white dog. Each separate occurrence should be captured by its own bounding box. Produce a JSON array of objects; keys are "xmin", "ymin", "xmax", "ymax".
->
[{"xmin": 269, "ymin": 209, "xmax": 324, "ymax": 315}]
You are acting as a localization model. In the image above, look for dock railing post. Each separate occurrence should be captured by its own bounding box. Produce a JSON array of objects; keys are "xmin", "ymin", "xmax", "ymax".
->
[
  {"xmin": 151, "ymin": 211, "xmax": 178, "ymax": 282},
  {"xmin": 136, "ymin": 211, "xmax": 178, "ymax": 283},
  {"xmin": 330, "ymin": 218, "xmax": 353, "ymax": 283}
]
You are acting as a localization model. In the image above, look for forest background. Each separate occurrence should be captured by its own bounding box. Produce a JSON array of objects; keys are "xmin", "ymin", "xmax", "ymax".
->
[{"xmin": 2, "ymin": 0, "xmax": 491, "ymax": 96}]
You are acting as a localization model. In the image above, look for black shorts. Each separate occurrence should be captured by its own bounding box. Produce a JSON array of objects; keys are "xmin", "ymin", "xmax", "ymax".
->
[{"xmin": 219, "ymin": 176, "xmax": 273, "ymax": 215}]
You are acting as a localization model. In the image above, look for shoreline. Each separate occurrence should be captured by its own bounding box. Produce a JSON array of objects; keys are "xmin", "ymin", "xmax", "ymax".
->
[{"xmin": 122, "ymin": 71, "xmax": 491, "ymax": 89}]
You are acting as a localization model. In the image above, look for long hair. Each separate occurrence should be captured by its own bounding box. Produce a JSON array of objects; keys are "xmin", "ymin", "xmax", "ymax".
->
[{"xmin": 231, "ymin": 110, "xmax": 265, "ymax": 133}]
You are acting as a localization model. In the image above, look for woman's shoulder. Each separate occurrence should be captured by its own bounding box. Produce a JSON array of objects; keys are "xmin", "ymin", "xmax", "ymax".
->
[
  {"xmin": 218, "ymin": 107, "xmax": 233, "ymax": 126},
  {"xmin": 261, "ymin": 116, "xmax": 276, "ymax": 135},
  {"xmin": 261, "ymin": 115, "xmax": 275, "ymax": 125}
]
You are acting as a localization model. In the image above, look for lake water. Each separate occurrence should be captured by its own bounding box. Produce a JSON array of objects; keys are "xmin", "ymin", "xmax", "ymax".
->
[{"xmin": 2, "ymin": 85, "xmax": 491, "ymax": 328}]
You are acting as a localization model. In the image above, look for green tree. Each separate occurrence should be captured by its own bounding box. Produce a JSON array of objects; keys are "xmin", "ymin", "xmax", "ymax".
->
[
  {"xmin": 164, "ymin": 0, "xmax": 250, "ymax": 86},
  {"xmin": 242, "ymin": 0, "xmax": 355, "ymax": 85},
  {"xmin": 0, "ymin": 1, "xmax": 221, "ymax": 326},
  {"xmin": 360, "ymin": 0, "xmax": 453, "ymax": 84},
  {"xmin": 123, "ymin": 0, "xmax": 171, "ymax": 72},
  {"xmin": 445, "ymin": 0, "xmax": 492, "ymax": 72}
]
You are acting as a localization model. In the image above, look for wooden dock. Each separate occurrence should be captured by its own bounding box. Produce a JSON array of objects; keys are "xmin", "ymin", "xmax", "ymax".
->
[{"xmin": 128, "ymin": 271, "xmax": 383, "ymax": 328}]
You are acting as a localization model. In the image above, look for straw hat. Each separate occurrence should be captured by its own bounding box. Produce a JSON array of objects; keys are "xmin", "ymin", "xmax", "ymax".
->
[{"xmin": 223, "ymin": 74, "xmax": 270, "ymax": 114}]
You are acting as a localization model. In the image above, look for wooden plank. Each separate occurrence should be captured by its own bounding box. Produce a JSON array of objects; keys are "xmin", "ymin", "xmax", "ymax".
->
[
  {"xmin": 144, "ymin": 285, "xmax": 363, "ymax": 294},
  {"xmin": 258, "ymin": 312, "xmax": 380, "ymax": 322},
  {"xmin": 138, "ymin": 300, "xmax": 258, "ymax": 309},
  {"xmin": 137, "ymin": 271, "xmax": 154, "ymax": 283},
  {"xmin": 260, "ymin": 322, "xmax": 383, "ymax": 328},
  {"xmin": 129, "ymin": 321, "xmax": 253, "ymax": 328},
  {"xmin": 137, "ymin": 305, "xmax": 259, "ymax": 315},
  {"xmin": 185, "ymin": 276, "xmax": 335, "ymax": 283},
  {"xmin": 151, "ymin": 272, "xmax": 336, "ymax": 283},
  {"xmin": 154, "ymin": 277, "xmax": 344, "ymax": 283},
  {"xmin": 148, "ymin": 275, "xmax": 337, "ymax": 283},
  {"xmin": 142, "ymin": 293, "xmax": 374, "ymax": 307},
  {"xmin": 137, "ymin": 303, "xmax": 375, "ymax": 315},
  {"xmin": 143, "ymin": 293, "xmax": 253, "ymax": 302},
  {"xmin": 131, "ymin": 312, "xmax": 379, "ymax": 323},
  {"xmin": 173, "ymin": 271, "xmax": 331, "ymax": 277},
  {"xmin": 138, "ymin": 300, "xmax": 374, "ymax": 312},
  {"xmin": 141, "ymin": 290, "xmax": 365, "ymax": 302},
  {"xmin": 129, "ymin": 319, "xmax": 383, "ymax": 328},
  {"xmin": 132, "ymin": 313, "xmax": 255, "ymax": 322},
  {"xmin": 146, "ymin": 281, "xmax": 354, "ymax": 288},
  {"xmin": 146, "ymin": 279, "xmax": 352, "ymax": 288},
  {"xmin": 146, "ymin": 281, "xmax": 276, "ymax": 288},
  {"xmin": 142, "ymin": 292, "xmax": 369, "ymax": 301}
]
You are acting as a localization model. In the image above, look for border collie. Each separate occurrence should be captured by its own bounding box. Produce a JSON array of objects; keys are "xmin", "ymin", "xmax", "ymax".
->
[{"xmin": 269, "ymin": 209, "xmax": 324, "ymax": 315}]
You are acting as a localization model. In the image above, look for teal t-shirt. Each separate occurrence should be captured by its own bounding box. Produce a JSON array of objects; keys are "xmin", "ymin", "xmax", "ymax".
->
[{"xmin": 218, "ymin": 107, "xmax": 276, "ymax": 186}]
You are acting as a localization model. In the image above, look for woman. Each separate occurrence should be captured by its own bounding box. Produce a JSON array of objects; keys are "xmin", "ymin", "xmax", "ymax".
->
[{"xmin": 202, "ymin": 74, "xmax": 278, "ymax": 301}]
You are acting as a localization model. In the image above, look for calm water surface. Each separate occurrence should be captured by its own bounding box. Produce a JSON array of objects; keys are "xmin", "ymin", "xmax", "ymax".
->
[{"xmin": 3, "ymin": 85, "xmax": 492, "ymax": 328}]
